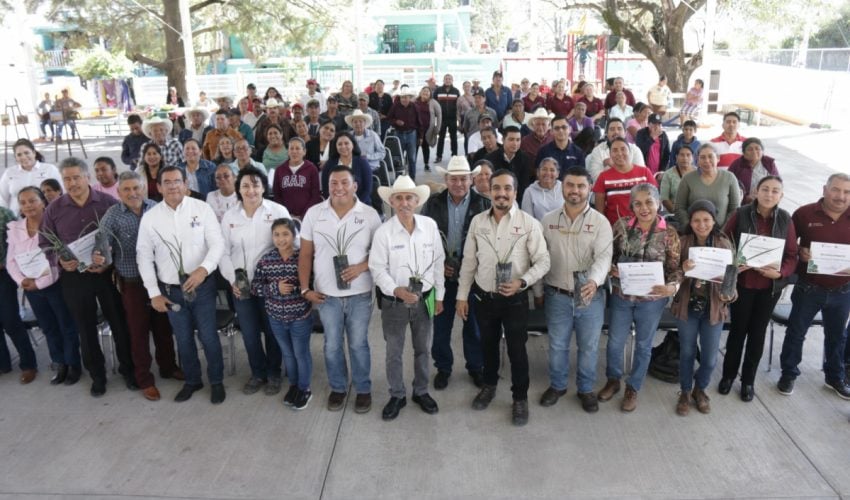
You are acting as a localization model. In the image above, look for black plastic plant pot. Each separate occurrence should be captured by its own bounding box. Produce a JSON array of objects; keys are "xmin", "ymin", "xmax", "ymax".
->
[
  {"xmin": 94, "ymin": 231, "xmax": 112, "ymax": 267},
  {"xmin": 407, "ymin": 277, "xmax": 424, "ymax": 308},
  {"xmin": 445, "ymin": 255, "xmax": 460, "ymax": 282},
  {"xmin": 179, "ymin": 273, "xmax": 197, "ymax": 303},
  {"xmin": 573, "ymin": 270, "xmax": 590, "ymax": 308},
  {"xmin": 496, "ymin": 262, "xmax": 513, "ymax": 288},
  {"xmin": 234, "ymin": 269, "xmax": 252, "ymax": 299},
  {"xmin": 333, "ymin": 255, "xmax": 351, "ymax": 290},
  {"xmin": 720, "ymin": 264, "xmax": 738, "ymax": 299}
]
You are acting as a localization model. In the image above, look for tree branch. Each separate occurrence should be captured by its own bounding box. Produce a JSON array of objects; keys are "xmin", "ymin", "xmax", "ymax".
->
[
  {"xmin": 189, "ymin": 0, "xmax": 225, "ymax": 13},
  {"xmin": 129, "ymin": 52, "xmax": 165, "ymax": 69},
  {"xmin": 192, "ymin": 26, "xmax": 219, "ymax": 38}
]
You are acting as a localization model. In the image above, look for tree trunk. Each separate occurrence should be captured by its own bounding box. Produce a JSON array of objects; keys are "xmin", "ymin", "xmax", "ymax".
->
[{"xmin": 162, "ymin": 0, "xmax": 188, "ymax": 103}]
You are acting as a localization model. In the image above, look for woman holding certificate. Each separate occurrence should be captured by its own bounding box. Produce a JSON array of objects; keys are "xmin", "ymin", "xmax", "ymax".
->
[
  {"xmin": 598, "ymin": 184, "xmax": 682, "ymax": 413},
  {"xmin": 673, "ymin": 200, "xmax": 737, "ymax": 415},
  {"xmin": 720, "ymin": 176, "xmax": 797, "ymax": 401}
]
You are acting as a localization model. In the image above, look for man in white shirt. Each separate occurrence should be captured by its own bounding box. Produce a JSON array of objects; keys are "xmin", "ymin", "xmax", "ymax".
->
[
  {"xmin": 585, "ymin": 118, "xmax": 646, "ymax": 182},
  {"xmin": 137, "ymin": 166, "xmax": 226, "ymax": 404},
  {"xmin": 300, "ymin": 79, "xmax": 327, "ymax": 113},
  {"xmin": 369, "ymin": 176, "xmax": 445, "ymax": 421},
  {"xmin": 456, "ymin": 169, "xmax": 550, "ymax": 426},
  {"xmin": 299, "ymin": 165, "xmax": 382, "ymax": 413}
]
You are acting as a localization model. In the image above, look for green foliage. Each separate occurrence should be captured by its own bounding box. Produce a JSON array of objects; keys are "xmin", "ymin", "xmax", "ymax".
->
[{"xmin": 69, "ymin": 48, "xmax": 134, "ymax": 80}]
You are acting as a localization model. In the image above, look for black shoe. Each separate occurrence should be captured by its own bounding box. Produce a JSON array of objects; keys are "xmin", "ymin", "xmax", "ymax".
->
[
  {"xmin": 740, "ymin": 385, "xmax": 755, "ymax": 402},
  {"xmin": 211, "ymin": 383, "xmax": 226, "ymax": 404},
  {"xmin": 577, "ymin": 392, "xmax": 599, "ymax": 413},
  {"xmin": 435, "ymin": 156, "xmax": 442, "ymax": 163},
  {"xmin": 90, "ymin": 379, "xmax": 106, "ymax": 398},
  {"xmin": 718, "ymin": 378, "xmax": 733, "ymax": 395},
  {"xmin": 382, "ymin": 397, "xmax": 407, "ymax": 421},
  {"xmin": 174, "ymin": 383, "xmax": 203, "ymax": 402},
  {"xmin": 472, "ymin": 384, "xmax": 496, "ymax": 410},
  {"xmin": 64, "ymin": 366, "xmax": 81, "ymax": 386},
  {"xmin": 283, "ymin": 385, "xmax": 298, "ymax": 406},
  {"xmin": 469, "ymin": 370, "xmax": 485, "ymax": 388},
  {"xmin": 412, "ymin": 393, "xmax": 439, "ymax": 414},
  {"xmin": 777, "ymin": 376, "xmax": 795, "ymax": 396},
  {"xmin": 434, "ymin": 371, "xmax": 450, "ymax": 390},
  {"xmin": 539, "ymin": 387, "xmax": 567, "ymax": 407},
  {"xmin": 292, "ymin": 389, "xmax": 312, "ymax": 410},
  {"xmin": 424, "ymin": 165, "xmax": 431, "ymax": 171},
  {"xmin": 512, "ymin": 399, "xmax": 529, "ymax": 426},
  {"xmin": 125, "ymin": 376, "xmax": 140, "ymax": 391},
  {"xmin": 825, "ymin": 380, "xmax": 850, "ymax": 400},
  {"xmin": 50, "ymin": 364, "xmax": 68, "ymax": 385}
]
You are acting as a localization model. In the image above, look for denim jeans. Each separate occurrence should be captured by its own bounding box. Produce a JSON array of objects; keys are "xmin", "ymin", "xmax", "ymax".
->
[
  {"xmin": 432, "ymin": 280, "xmax": 482, "ymax": 375},
  {"xmin": 269, "ymin": 316, "xmax": 314, "ymax": 391},
  {"xmin": 0, "ymin": 270, "xmax": 36, "ymax": 372},
  {"xmin": 317, "ymin": 292, "xmax": 373, "ymax": 394},
  {"xmin": 677, "ymin": 305, "xmax": 723, "ymax": 391},
  {"xmin": 25, "ymin": 282, "xmax": 81, "ymax": 369},
  {"xmin": 234, "ymin": 295, "xmax": 282, "ymax": 380},
  {"xmin": 606, "ymin": 294, "xmax": 668, "ymax": 391},
  {"xmin": 396, "ymin": 129, "xmax": 418, "ymax": 180},
  {"xmin": 545, "ymin": 286, "xmax": 606, "ymax": 393},
  {"xmin": 780, "ymin": 281, "xmax": 850, "ymax": 384},
  {"xmin": 162, "ymin": 277, "xmax": 223, "ymax": 386}
]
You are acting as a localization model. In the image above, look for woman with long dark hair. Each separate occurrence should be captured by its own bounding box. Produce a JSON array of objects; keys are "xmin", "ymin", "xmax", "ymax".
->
[
  {"xmin": 140, "ymin": 143, "xmax": 166, "ymax": 201},
  {"xmin": 320, "ymin": 131, "xmax": 373, "ymax": 205}
]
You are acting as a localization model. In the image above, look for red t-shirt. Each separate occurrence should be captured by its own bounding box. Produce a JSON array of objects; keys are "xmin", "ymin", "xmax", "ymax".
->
[{"xmin": 592, "ymin": 165, "xmax": 658, "ymax": 225}]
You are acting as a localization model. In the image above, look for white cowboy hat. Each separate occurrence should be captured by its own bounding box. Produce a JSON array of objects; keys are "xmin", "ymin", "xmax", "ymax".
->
[
  {"xmin": 142, "ymin": 116, "xmax": 173, "ymax": 138},
  {"xmin": 344, "ymin": 109, "xmax": 373, "ymax": 128},
  {"xmin": 264, "ymin": 98, "xmax": 284, "ymax": 109},
  {"xmin": 436, "ymin": 156, "xmax": 481, "ymax": 177},
  {"xmin": 183, "ymin": 105, "xmax": 210, "ymax": 122},
  {"xmin": 378, "ymin": 175, "xmax": 431, "ymax": 208},
  {"xmin": 398, "ymin": 87, "xmax": 417, "ymax": 98},
  {"xmin": 528, "ymin": 107, "xmax": 554, "ymax": 124}
]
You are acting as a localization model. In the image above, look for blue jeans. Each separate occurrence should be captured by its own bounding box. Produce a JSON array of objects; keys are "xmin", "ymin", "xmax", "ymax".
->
[
  {"xmin": 269, "ymin": 316, "xmax": 314, "ymax": 391},
  {"xmin": 677, "ymin": 305, "xmax": 723, "ymax": 391},
  {"xmin": 25, "ymin": 283, "xmax": 81, "ymax": 369},
  {"xmin": 0, "ymin": 270, "xmax": 36, "ymax": 372},
  {"xmin": 606, "ymin": 294, "xmax": 668, "ymax": 391},
  {"xmin": 396, "ymin": 129, "xmax": 418, "ymax": 180},
  {"xmin": 545, "ymin": 286, "xmax": 606, "ymax": 393},
  {"xmin": 317, "ymin": 292, "xmax": 373, "ymax": 394},
  {"xmin": 162, "ymin": 278, "xmax": 223, "ymax": 386},
  {"xmin": 432, "ymin": 280, "xmax": 482, "ymax": 375},
  {"xmin": 780, "ymin": 281, "xmax": 850, "ymax": 384},
  {"xmin": 233, "ymin": 295, "xmax": 281, "ymax": 380}
]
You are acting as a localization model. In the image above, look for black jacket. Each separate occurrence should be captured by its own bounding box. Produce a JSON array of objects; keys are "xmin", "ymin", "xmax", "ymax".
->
[
  {"xmin": 421, "ymin": 189, "xmax": 491, "ymax": 260},
  {"xmin": 485, "ymin": 149, "xmax": 533, "ymax": 203},
  {"xmin": 635, "ymin": 128, "xmax": 670, "ymax": 172},
  {"xmin": 434, "ymin": 85, "xmax": 460, "ymax": 119}
]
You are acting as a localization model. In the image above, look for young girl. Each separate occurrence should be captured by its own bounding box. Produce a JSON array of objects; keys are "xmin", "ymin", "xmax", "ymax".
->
[{"xmin": 252, "ymin": 218, "xmax": 313, "ymax": 410}]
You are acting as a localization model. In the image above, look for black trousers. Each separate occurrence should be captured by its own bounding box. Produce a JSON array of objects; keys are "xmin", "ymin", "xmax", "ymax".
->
[
  {"xmin": 471, "ymin": 284, "xmax": 530, "ymax": 400},
  {"xmin": 436, "ymin": 118, "xmax": 458, "ymax": 158},
  {"xmin": 723, "ymin": 285, "xmax": 781, "ymax": 385},
  {"xmin": 60, "ymin": 271, "xmax": 133, "ymax": 382}
]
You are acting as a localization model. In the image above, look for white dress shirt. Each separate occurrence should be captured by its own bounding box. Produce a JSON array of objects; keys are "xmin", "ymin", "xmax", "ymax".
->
[
  {"xmin": 0, "ymin": 162, "xmax": 62, "ymax": 213},
  {"xmin": 300, "ymin": 199, "xmax": 382, "ymax": 297},
  {"xmin": 467, "ymin": 129, "xmax": 502, "ymax": 154},
  {"xmin": 137, "ymin": 196, "xmax": 225, "ymax": 298},
  {"xmin": 369, "ymin": 214, "xmax": 446, "ymax": 301},
  {"xmin": 219, "ymin": 199, "xmax": 291, "ymax": 283},
  {"xmin": 300, "ymin": 91, "xmax": 327, "ymax": 113},
  {"xmin": 206, "ymin": 189, "xmax": 238, "ymax": 222}
]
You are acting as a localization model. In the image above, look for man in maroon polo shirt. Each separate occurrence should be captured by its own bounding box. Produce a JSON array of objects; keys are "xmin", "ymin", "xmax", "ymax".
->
[{"xmin": 778, "ymin": 173, "xmax": 850, "ymax": 399}]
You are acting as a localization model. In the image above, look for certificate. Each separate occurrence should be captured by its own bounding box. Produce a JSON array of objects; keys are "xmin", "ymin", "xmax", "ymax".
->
[
  {"xmin": 618, "ymin": 261, "xmax": 665, "ymax": 296},
  {"xmin": 66, "ymin": 230, "xmax": 98, "ymax": 269},
  {"xmin": 14, "ymin": 249, "xmax": 50, "ymax": 279},
  {"xmin": 686, "ymin": 246, "xmax": 733, "ymax": 283},
  {"xmin": 738, "ymin": 233, "xmax": 785, "ymax": 269},
  {"xmin": 807, "ymin": 242, "xmax": 850, "ymax": 276}
]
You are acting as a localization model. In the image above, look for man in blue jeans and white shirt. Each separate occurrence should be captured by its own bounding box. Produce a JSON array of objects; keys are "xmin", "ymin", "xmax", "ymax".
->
[{"xmin": 537, "ymin": 166, "xmax": 612, "ymax": 413}]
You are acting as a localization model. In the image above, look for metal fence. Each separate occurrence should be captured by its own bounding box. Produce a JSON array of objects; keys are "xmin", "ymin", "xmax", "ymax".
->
[{"xmin": 715, "ymin": 48, "xmax": 850, "ymax": 72}]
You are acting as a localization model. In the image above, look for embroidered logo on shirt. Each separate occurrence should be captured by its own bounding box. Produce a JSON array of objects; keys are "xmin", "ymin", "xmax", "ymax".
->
[{"xmin": 190, "ymin": 216, "xmax": 201, "ymax": 228}]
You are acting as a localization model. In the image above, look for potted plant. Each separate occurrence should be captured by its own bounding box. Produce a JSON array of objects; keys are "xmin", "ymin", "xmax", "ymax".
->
[
  {"xmin": 481, "ymin": 231, "xmax": 528, "ymax": 288},
  {"xmin": 233, "ymin": 239, "xmax": 252, "ymax": 299},
  {"xmin": 39, "ymin": 228, "xmax": 82, "ymax": 271},
  {"xmin": 572, "ymin": 239, "xmax": 612, "ymax": 308},
  {"xmin": 81, "ymin": 215, "xmax": 123, "ymax": 268},
  {"xmin": 404, "ymin": 245, "xmax": 440, "ymax": 308},
  {"xmin": 439, "ymin": 230, "xmax": 461, "ymax": 282},
  {"xmin": 154, "ymin": 230, "xmax": 196, "ymax": 303},
  {"xmin": 316, "ymin": 224, "xmax": 365, "ymax": 290}
]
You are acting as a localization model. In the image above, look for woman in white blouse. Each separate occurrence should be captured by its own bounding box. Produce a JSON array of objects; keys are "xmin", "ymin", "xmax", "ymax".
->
[
  {"xmin": 0, "ymin": 139, "xmax": 61, "ymax": 214},
  {"xmin": 521, "ymin": 158, "xmax": 564, "ymax": 220}
]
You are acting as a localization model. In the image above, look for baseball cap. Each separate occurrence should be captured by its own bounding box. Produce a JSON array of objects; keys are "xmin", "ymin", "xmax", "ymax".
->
[
  {"xmin": 358, "ymin": 92, "xmax": 369, "ymax": 101},
  {"xmin": 473, "ymin": 89, "xmax": 485, "ymax": 97},
  {"xmin": 326, "ymin": 95, "xmax": 338, "ymax": 103},
  {"xmin": 648, "ymin": 113, "xmax": 663, "ymax": 124}
]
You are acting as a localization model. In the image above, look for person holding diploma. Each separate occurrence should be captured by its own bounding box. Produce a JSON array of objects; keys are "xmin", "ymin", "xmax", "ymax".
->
[
  {"xmin": 672, "ymin": 200, "xmax": 737, "ymax": 415},
  {"xmin": 720, "ymin": 176, "xmax": 797, "ymax": 402},
  {"xmin": 598, "ymin": 183, "xmax": 681, "ymax": 412},
  {"xmin": 778, "ymin": 173, "xmax": 850, "ymax": 399}
]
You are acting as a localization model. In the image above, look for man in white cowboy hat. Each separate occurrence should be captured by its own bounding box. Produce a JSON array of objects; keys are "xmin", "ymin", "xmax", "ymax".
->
[
  {"xmin": 421, "ymin": 156, "xmax": 490, "ymax": 390},
  {"xmin": 346, "ymin": 109, "xmax": 386, "ymax": 174},
  {"xmin": 178, "ymin": 105, "xmax": 212, "ymax": 145},
  {"xmin": 355, "ymin": 92, "xmax": 381, "ymax": 135},
  {"xmin": 386, "ymin": 87, "xmax": 422, "ymax": 180},
  {"xmin": 369, "ymin": 175, "xmax": 445, "ymax": 421},
  {"xmin": 253, "ymin": 98, "xmax": 294, "ymax": 158},
  {"xmin": 137, "ymin": 115, "xmax": 185, "ymax": 170},
  {"xmin": 520, "ymin": 107, "xmax": 554, "ymax": 160}
]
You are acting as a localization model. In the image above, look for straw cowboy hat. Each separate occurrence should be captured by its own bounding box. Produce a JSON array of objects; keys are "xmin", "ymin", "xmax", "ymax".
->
[
  {"xmin": 142, "ymin": 116, "xmax": 173, "ymax": 138},
  {"xmin": 436, "ymin": 156, "xmax": 480, "ymax": 177},
  {"xmin": 344, "ymin": 109, "xmax": 373, "ymax": 128},
  {"xmin": 398, "ymin": 87, "xmax": 417, "ymax": 98},
  {"xmin": 528, "ymin": 107, "xmax": 554, "ymax": 125},
  {"xmin": 183, "ymin": 105, "xmax": 210, "ymax": 122},
  {"xmin": 378, "ymin": 175, "xmax": 431, "ymax": 208},
  {"xmin": 264, "ymin": 98, "xmax": 284, "ymax": 109}
]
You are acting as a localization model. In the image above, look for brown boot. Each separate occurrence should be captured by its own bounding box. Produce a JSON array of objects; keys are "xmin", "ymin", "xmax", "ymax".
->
[
  {"xmin": 676, "ymin": 391, "xmax": 690, "ymax": 416},
  {"xmin": 692, "ymin": 388, "xmax": 711, "ymax": 414},
  {"xmin": 621, "ymin": 385, "xmax": 638, "ymax": 412},
  {"xmin": 598, "ymin": 378, "xmax": 621, "ymax": 402}
]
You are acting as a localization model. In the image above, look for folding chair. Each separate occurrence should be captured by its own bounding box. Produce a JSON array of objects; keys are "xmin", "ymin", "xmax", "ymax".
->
[{"xmin": 384, "ymin": 134, "xmax": 407, "ymax": 176}]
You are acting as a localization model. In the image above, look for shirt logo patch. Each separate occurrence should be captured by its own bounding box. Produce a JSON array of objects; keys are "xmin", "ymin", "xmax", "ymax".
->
[{"xmin": 190, "ymin": 216, "xmax": 201, "ymax": 228}]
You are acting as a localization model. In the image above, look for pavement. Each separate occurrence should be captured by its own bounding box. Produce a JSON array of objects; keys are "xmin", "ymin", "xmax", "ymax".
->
[{"xmin": 1, "ymin": 121, "xmax": 849, "ymax": 500}]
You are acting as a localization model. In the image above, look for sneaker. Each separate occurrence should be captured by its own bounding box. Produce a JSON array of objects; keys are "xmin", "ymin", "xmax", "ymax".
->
[
  {"xmin": 692, "ymin": 388, "xmax": 711, "ymax": 414},
  {"xmin": 598, "ymin": 378, "xmax": 621, "ymax": 402},
  {"xmin": 577, "ymin": 392, "xmax": 599, "ymax": 413},
  {"xmin": 327, "ymin": 391, "xmax": 347, "ymax": 411},
  {"xmin": 434, "ymin": 371, "xmax": 450, "ymax": 390},
  {"xmin": 825, "ymin": 380, "xmax": 850, "ymax": 400},
  {"xmin": 620, "ymin": 385, "xmax": 638, "ymax": 412},
  {"xmin": 676, "ymin": 391, "xmax": 690, "ymax": 416},
  {"xmin": 283, "ymin": 385, "xmax": 298, "ymax": 406},
  {"xmin": 264, "ymin": 376, "xmax": 283, "ymax": 396},
  {"xmin": 539, "ymin": 387, "xmax": 567, "ymax": 407},
  {"xmin": 472, "ymin": 384, "xmax": 496, "ymax": 410},
  {"xmin": 777, "ymin": 377, "xmax": 795, "ymax": 396},
  {"xmin": 292, "ymin": 389, "xmax": 312, "ymax": 410},
  {"xmin": 511, "ymin": 399, "xmax": 529, "ymax": 426},
  {"xmin": 354, "ymin": 393, "xmax": 372, "ymax": 413},
  {"xmin": 242, "ymin": 377, "xmax": 266, "ymax": 395}
]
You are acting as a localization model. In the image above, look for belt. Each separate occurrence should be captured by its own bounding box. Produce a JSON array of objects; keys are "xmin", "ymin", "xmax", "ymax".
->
[
  {"xmin": 379, "ymin": 289, "xmax": 431, "ymax": 304},
  {"xmin": 472, "ymin": 282, "xmax": 501, "ymax": 299},
  {"xmin": 547, "ymin": 285, "xmax": 574, "ymax": 297},
  {"xmin": 802, "ymin": 279, "xmax": 850, "ymax": 294}
]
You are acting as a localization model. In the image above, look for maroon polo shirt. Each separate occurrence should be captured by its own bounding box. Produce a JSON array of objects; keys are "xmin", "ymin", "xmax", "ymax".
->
[
  {"xmin": 40, "ymin": 188, "xmax": 118, "ymax": 251},
  {"xmin": 792, "ymin": 199, "xmax": 850, "ymax": 289}
]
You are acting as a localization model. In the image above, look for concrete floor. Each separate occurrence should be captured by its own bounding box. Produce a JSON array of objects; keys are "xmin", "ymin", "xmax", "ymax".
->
[{"xmin": 0, "ymin": 123, "xmax": 849, "ymax": 499}]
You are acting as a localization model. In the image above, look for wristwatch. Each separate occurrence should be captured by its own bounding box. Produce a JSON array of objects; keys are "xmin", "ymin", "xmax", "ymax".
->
[
  {"xmin": 300, "ymin": 288, "xmax": 311, "ymax": 297},
  {"xmin": 519, "ymin": 279, "xmax": 528, "ymax": 290}
]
